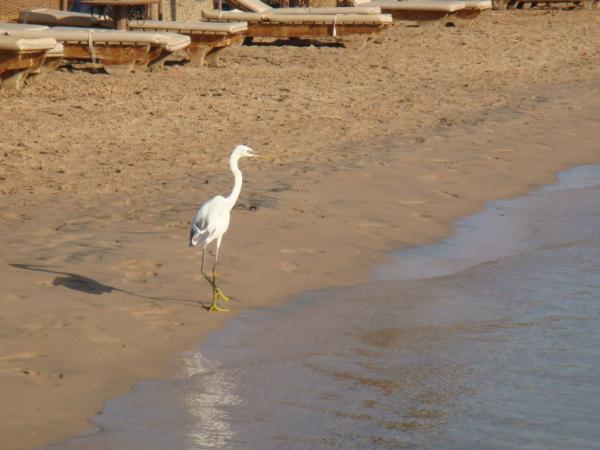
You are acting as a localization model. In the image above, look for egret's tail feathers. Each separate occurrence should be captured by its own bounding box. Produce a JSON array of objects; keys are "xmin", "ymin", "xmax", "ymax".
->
[{"xmin": 189, "ymin": 223, "xmax": 209, "ymax": 247}]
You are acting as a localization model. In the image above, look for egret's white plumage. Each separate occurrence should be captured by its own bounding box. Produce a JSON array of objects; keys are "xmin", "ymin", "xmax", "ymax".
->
[{"xmin": 190, "ymin": 144, "xmax": 258, "ymax": 311}]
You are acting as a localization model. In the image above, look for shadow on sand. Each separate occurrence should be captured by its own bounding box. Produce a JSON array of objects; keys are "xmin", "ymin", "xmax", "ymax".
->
[{"xmin": 9, "ymin": 263, "xmax": 204, "ymax": 308}]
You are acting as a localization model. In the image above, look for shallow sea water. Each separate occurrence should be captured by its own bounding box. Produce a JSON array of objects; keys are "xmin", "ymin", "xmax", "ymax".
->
[{"xmin": 48, "ymin": 165, "xmax": 600, "ymax": 450}]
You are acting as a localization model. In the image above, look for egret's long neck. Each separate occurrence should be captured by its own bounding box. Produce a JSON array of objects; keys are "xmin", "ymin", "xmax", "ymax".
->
[{"xmin": 226, "ymin": 156, "xmax": 243, "ymax": 205}]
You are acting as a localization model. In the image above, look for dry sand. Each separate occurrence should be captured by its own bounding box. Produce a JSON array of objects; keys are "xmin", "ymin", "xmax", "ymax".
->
[{"xmin": 1, "ymin": 10, "xmax": 600, "ymax": 450}]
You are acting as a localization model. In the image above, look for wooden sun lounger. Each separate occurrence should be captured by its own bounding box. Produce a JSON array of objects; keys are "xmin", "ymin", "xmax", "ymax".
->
[
  {"xmin": 359, "ymin": 0, "xmax": 466, "ymax": 23},
  {"xmin": 0, "ymin": 23, "xmax": 64, "ymax": 83},
  {"xmin": 5, "ymin": 23, "xmax": 190, "ymax": 75},
  {"xmin": 228, "ymin": 0, "xmax": 484, "ymax": 24},
  {"xmin": 128, "ymin": 20, "xmax": 247, "ymax": 67},
  {"xmin": 201, "ymin": 10, "xmax": 392, "ymax": 48},
  {"xmin": 0, "ymin": 34, "xmax": 57, "ymax": 91},
  {"xmin": 20, "ymin": 8, "xmax": 248, "ymax": 67}
]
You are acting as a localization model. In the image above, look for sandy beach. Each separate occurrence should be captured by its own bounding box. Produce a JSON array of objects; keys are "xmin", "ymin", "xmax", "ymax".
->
[{"xmin": 1, "ymin": 10, "xmax": 600, "ymax": 450}]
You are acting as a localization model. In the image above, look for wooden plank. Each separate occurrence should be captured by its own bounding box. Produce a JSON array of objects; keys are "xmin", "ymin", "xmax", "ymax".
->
[
  {"xmin": 244, "ymin": 22, "xmax": 389, "ymax": 38},
  {"xmin": 385, "ymin": 9, "xmax": 450, "ymax": 22}
]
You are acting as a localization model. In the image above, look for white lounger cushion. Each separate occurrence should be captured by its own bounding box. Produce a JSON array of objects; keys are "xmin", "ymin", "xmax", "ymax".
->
[
  {"xmin": 203, "ymin": 10, "xmax": 393, "ymax": 24},
  {"xmin": 367, "ymin": 0, "xmax": 466, "ymax": 12},
  {"xmin": 46, "ymin": 42, "xmax": 64, "ymax": 57},
  {"xmin": 128, "ymin": 20, "xmax": 248, "ymax": 34},
  {"xmin": 229, "ymin": 0, "xmax": 272, "ymax": 13},
  {"xmin": 0, "ymin": 23, "xmax": 49, "ymax": 32},
  {"xmin": 0, "ymin": 34, "xmax": 57, "ymax": 52},
  {"xmin": 229, "ymin": 0, "xmax": 383, "ymax": 14},
  {"xmin": 274, "ymin": 6, "xmax": 382, "ymax": 14},
  {"xmin": 464, "ymin": 0, "xmax": 492, "ymax": 8},
  {"xmin": 54, "ymin": 27, "xmax": 191, "ymax": 51},
  {"xmin": 4, "ymin": 26, "xmax": 190, "ymax": 52},
  {"xmin": 20, "ymin": 8, "xmax": 106, "ymax": 27}
]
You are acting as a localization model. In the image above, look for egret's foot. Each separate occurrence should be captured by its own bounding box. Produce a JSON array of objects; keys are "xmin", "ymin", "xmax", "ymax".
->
[
  {"xmin": 204, "ymin": 302, "xmax": 229, "ymax": 312},
  {"xmin": 215, "ymin": 287, "xmax": 230, "ymax": 302}
]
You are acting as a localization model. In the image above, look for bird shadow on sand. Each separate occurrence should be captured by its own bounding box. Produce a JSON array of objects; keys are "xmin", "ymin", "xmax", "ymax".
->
[{"xmin": 9, "ymin": 263, "xmax": 204, "ymax": 308}]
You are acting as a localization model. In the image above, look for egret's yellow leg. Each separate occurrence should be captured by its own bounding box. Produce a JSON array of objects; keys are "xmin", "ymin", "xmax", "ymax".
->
[{"xmin": 206, "ymin": 265, "xmax": 229, "ymax": 312}]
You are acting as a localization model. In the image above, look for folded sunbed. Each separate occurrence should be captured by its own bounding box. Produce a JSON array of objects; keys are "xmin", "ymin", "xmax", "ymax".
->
[
  {"xmin": 3, "ymin": 22, "xmax": 190, "ymax": 74},
  {"xmin": 19, "ymin": 7, "xmax": 111, "ymax": 27},
  {"xmin": 20, "ymin": 8, "xmax": 248, "ymax": 67},
  {"xmin": 201, "ymin": 10, "xmax": 393, "ymax": 48},
  {"xmin": 0, "ymin": 33, "xmax": 57, "ymax": 91}
]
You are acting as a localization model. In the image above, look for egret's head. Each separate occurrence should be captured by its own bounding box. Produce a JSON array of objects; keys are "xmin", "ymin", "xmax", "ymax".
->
[{"xmin": 232, "ymin": 144, "xmax": 258, "ymax": 159}]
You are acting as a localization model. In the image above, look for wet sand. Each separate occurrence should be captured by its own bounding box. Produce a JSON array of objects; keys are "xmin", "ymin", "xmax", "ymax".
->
[
  {"xmin": 1, "ymin": 11, "xmax": 600, "ymax": 450},
  {"xmin": 47, "ymin": 165, "xmax": 600, "ymax": 449}
]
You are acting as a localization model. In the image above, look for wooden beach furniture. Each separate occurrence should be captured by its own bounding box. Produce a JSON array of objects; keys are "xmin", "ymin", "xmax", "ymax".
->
[
  {"xmin": 345, "ymin": 0, "xmax": 474, "ymax": 24},
  {"xmin": 201, "ymin": 6, "xmax": 392, "ymax": 48},
  {"xmin": 20, "ymin": 8, "xmax": 248, "ymax": 67},
  {"xmin": 0, "ymin": 23, "xmax": 64, "ymax": 83},
  {"xmin": 226, "ymin": 0, "xmax": 487, "ymax": 25},
  {"xmin": 4, "ymin": 22, "xmax": 190, "ymax": 75},
  {"xmin": 127, "ymin": 20, "xmax": 247, "ymax": 67},
  {"xmin": 0, "ymin": 34, "xmax": 58, "ymax": 91}
]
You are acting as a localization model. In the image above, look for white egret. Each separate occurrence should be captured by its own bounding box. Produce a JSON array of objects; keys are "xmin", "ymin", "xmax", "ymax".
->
[{"xmin": 189, "ymin": 144, "xmax": 259, "ymax": 312}]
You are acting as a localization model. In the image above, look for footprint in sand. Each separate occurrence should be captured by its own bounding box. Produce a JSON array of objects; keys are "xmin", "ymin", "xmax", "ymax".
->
[
  {"xmin": 0, "ymin": 353, "xmax": 62, "ymax": 384},
  {"xmin": 82, "ymin": 325, "xmax": 125, "ymax": 345},
  {"xmin": 280, "ymin": 260, "xmax": 301, "ymax": 273},
  {"xmin": 119, "ymin": 304, "xmax": 184, "ymax": 330},
  {"xmin": 114, "ymin": 259, "xmax": 162, "ymax": 283},
  {"xmin": 397, "ymin": 199, "xmax": 426, "ymax": 205}
]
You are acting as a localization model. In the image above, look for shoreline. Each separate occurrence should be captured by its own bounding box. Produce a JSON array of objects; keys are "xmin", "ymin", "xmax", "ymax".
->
[
  {"xmin": 1, "ymin": 13, "xmax": 600, "ymax": 450},
  {"xmin": 48, "ymin": 164, "xmax": 600, "ymax": 449}
]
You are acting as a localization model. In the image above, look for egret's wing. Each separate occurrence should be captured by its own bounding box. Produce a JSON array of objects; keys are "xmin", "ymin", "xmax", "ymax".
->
[{"xmin": 189, "ymin": 196, "xmax": 230, "ymax": 247}]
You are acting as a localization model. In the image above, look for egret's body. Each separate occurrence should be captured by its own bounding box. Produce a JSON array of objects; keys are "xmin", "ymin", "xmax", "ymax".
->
[{"xmin": 189, "ymin": 145, "xmax": 257, "ymax": 311}]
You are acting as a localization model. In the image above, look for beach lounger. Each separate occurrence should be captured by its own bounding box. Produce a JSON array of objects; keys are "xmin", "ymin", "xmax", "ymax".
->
[
  {"xmin": 229, "ymin": 0, "xmax": 484, "ymax": 24},
  {"xmin": 128, "ymin": 20, "xmax": 247, "ymax": 67},
  {"xmin": 204, "ymin": 0, "xmax": 392, "ymax": 47},
  {"xmin": 20, "ymin": 8, "xmax": 248, "ymax": 67},
  {"xmin": 3, "ymin": 23, "xmax": 190, "ymax": 75},
  {"xmin": 345, "ymin": 0, "xmax": 472, "ymax": 24},
  {"xmin": 0, "ymin": 23, "xmax": 64, "ymax": 82},
  {"xmin": 201, "ymin": 9, "xmax": 392, "ymax": 48},
  {"xmin": 0, "ymin": 34, "xmax": 57, "ymax": 91}
]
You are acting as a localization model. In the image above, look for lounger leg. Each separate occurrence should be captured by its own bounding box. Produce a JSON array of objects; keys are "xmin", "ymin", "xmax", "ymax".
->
[
  {"xmin": 27, "ymin": 57, "xmax": 63, "ymax": 84},
  {"xmin": 340, "ymin": 35, "xmax": 368, "ymax": 50},
  {"xmin": 0, "ymin": 69, "xmax": 29, "ymax": 91},
  {"xmin": 187, "ymin": 46, "xmax": 211, "ymax": 67},
  {"xmin": 103, "ymin": 61, "xmax": 136, "ymax": 76},
  {"xmin": 144, "ymin": 51, "xmax": 171, "ymax": 72}
]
